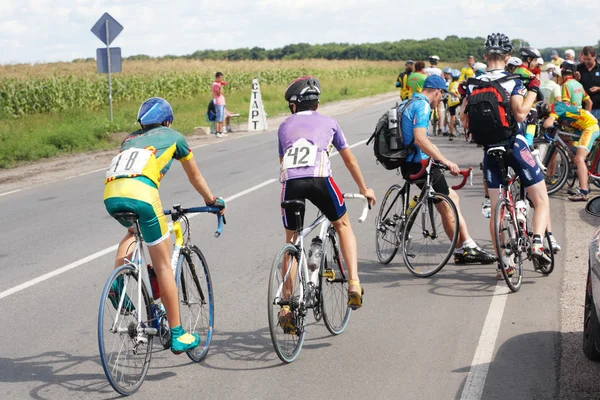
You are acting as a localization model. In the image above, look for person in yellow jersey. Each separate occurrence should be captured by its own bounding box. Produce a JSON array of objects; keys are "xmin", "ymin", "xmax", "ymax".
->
[
  {"xmin": 396, "ymin": 60, "xmax": 415, "ymax": 100},
  {"xmin": 459, "ymin": 55, "xmax": 476, "ymax": 82},
  {"xmin": 103, "ymin": 97, "xmax": 226, "ymax": 354},
  {"xmin": 447, "ymin": 69, "xmax": 462, "ymax": 140},
  {"xmin": 550, "ymin": 50, "xmax": 564, "ymax": 67}
]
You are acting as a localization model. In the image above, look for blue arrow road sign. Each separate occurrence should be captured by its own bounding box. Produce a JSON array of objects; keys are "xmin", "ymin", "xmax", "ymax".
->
[{"xmin": 90, "ymin": 12, "xmax": 123, "ymax": 46}]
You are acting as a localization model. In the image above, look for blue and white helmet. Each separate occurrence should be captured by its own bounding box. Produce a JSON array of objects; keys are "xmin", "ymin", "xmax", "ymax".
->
[
  {"xmin": 443, "ymin": 67, "xmax": 452, "ymax": 74},
  {"xmin": 137, "ymin": 97, "xmax": 174, "ymax": 126},
  {"xmin": 450, "ymin": 69, "xmax": 461, "ymax": 79}
]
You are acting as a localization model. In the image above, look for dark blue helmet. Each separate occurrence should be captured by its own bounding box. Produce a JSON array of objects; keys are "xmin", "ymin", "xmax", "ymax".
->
[{"xmin": 137, "ymin": 97, "xmax": 174, "ymax": 126}]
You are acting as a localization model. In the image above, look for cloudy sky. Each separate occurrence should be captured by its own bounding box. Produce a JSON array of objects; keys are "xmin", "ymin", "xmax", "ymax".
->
[{"xmin": 1, "ymin": 0, "xmax": 599, "ymax": 64}]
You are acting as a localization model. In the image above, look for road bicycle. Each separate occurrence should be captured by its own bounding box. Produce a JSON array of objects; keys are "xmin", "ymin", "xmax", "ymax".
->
[
  {"xmin": 267, "ymin": 194, "xmax": 369, "ymax": 363},
  {"xmin": 98, "ymin": 204, "xmax": 224, "ymax": 396},
  {"xmin": 375, "ymin": 158, "xmax": 472, "ymax": 277},
  {"xmin": 488, "ymin": 147, "xmax": 555, "ymax": 292},
  {"xmin": 533, "ymin": 126, "xmax": 600, "ymax": 195}
]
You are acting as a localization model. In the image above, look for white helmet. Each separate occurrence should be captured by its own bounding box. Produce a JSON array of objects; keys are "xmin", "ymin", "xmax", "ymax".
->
[
  {"xmin": 544, "ymin": 63, "xmax": 561, "ymax": 77},
  {"xmin": 537, "ymin": 57, "xmax": 544, "ymax": 65},
  {"xmin": 507, "ymin": 57, "xmax": 522, "ymax": 67},
  {"xmin": 473, "ymin": 62, "xmax": 487, "ymax": 72}
]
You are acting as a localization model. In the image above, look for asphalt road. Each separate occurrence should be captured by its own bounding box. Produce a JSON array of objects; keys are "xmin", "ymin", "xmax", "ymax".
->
[{"xmin": 0, "ymin": 100, "xmax": 574, "ymax": 400}]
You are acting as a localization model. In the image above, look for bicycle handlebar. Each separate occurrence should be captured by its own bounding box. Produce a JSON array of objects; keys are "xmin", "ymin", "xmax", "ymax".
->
[
  {"xmin": 451, "ymin": 167, "xmax": 473, "ymax": 190},
  {"xmin": 408, "ymin": 159, "xmax": 472, "ymax": 190},
  {"xmin": 342, "ymin": 193, "xmax": 370, "ymax": 223},
  {"xmin": 164, "ymin": 205, "xmax": 225, "ymax": 238}
]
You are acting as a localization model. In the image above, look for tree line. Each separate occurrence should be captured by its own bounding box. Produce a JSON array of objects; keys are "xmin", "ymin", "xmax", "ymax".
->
[{"xmin": 73, "ymin": 36, "xmax": 596, "ymax": 64}]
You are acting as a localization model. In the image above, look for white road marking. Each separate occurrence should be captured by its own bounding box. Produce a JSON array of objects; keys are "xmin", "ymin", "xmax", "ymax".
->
[
  {"xmin": 459, "ymin": 283, "xmax": 511, "ymax": 400},
  {"xmin": 0, "ymin": 189, "xmax": 22, "ymax": 197},
  {"xmin": 78, "ymin": 168, "xmax": 106, "ymax": 177},
  {"xmin": 0, "ymin": 138, "xmax": 367, "ymax": 300},
  {"xmin": 0, "ymin": 245, "xmax": 118, "ymax": 301}
]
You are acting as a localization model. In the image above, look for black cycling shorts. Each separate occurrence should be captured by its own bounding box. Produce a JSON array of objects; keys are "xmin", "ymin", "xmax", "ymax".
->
[
  {"xmin": 401, "ymin": 162, "xmax": 450, "ymax": 195},
  {"xmin": 281, "ymin": 177, "xmax": 347, "ymax": 230},
  {"xmin": 448, "ymin": 104, "xmax": 459, "ymax": 116}
]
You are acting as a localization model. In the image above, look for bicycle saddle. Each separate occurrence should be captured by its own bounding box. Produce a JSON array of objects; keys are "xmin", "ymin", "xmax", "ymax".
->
[
  {"xmin": 280, "ymin": 200, "xmax": 305, "ymax": 212},
  {"xmin": 112, "ymin": 212, "xmax": 139, "ymax": 222},
  {"xmin": 486, "ymin": 146, "xmax": 507, "ymax": 158}
]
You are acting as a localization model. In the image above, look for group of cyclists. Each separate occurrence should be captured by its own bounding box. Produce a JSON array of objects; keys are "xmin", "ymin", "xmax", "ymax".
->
[{"xmin": 101, "ymin": 31, "xmax": 599, "ymax": 357}]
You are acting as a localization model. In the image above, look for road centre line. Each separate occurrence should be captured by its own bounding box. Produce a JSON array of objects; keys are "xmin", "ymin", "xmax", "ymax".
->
[
  {"xmin": 459, "ymin": 283, "xmax": 511, "ymax": 400},
  {"xmin": 0, "ymin": 138, "xmax": 368, "ymax": 300}
]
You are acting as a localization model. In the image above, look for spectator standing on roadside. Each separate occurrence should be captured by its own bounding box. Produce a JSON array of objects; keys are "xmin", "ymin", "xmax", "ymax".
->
[
  {"xmin": 551, "ymin": 50, "xmax": 564, "ymax": 67},
  {"xmin": 212, "ymin": 72, "xmax": 229, "ymax": 138},
  {"xmin": 577, "ymin": 47, "xmax": 600, "ymax": 120},
  {"xmin": 565, "ymin": 49, "xmax": 576, "ymax": 62}
]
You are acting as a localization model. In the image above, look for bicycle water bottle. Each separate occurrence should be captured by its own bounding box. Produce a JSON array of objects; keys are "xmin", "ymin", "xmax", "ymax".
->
[
  {"xmin": 148, "ymin": 265, "xmax": 161, "ymax": 301},
  {"xmin": 307, "ymin": 237, "xmax": 323, "ymax": 271},
  {"xmin": 515, "ymin": 200, "xmax": 527, "ymax": 226},
  {"xmin": 387, "ymin": 107, "xmax": 400, "ymax": 150},
  {"xmin": 406, "ymin": 195, "xmax": 419, "ymax": 216}
]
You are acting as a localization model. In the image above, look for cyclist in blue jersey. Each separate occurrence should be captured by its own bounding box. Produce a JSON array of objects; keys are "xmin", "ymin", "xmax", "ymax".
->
[{"xmin": 398, "ymin": 75, "xmax": 496, "ymax": 265}]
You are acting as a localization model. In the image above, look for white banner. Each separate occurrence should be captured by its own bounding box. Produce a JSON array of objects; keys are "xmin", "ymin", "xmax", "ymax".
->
[{"xmin": 248, "ymin": 79, "xmax": 268, "ymax": 131}]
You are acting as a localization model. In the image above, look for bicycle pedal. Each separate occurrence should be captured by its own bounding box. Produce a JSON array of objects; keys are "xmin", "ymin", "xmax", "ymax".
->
[{"xmin": 322, "ymin": 269, "xmax": 336, "ymax": 281}]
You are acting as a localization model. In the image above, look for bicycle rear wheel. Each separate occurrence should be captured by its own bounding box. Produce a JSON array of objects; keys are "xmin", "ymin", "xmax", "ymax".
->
[
  {"xmin": 267, "ymin": 244, "xmax": 306, "ymax": 363},
  {"xmin": 177, "ymin": 245, "xmax": 214, "ymax": 362},
  {"xmin": 98, "ymin": 265, "xmax": 153, "ymax": 396},
  {"xmin": 402, "ymin": 193, "xmax": 458, "ymax": 277},
  {"xmin": 321, "ymin": 228, "xmax": 351, "ymax": 335},
  {"xmin": 494, "ymin": 199, "xmax": 523, "ymax": 292},
  {"xmin": 375, "ymin": 184, "xmax": 404, "ymax": 264}
]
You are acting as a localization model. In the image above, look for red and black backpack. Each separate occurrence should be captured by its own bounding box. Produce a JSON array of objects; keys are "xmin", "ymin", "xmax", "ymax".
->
[{"xmin": 465, "ymin": 75, "xmax": 519, "ymax": 146}]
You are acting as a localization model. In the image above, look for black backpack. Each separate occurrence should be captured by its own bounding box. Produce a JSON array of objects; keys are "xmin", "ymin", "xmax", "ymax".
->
[
  {"xmin": 465, "ymin": 75, "xmax": 519, "ymax": 146},
  {"xmin": 366, "ymin": 99, "xmax": 417, "ymax": 170}
]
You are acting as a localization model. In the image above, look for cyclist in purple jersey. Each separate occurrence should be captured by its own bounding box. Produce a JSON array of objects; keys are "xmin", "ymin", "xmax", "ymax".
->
[
  {"xmin": 278, "ymin": 111, "xmax": 348, "ymax": 182},
  {"xmin": 277, "ymin": 76, "xmax": 376, "ymax": 318}
]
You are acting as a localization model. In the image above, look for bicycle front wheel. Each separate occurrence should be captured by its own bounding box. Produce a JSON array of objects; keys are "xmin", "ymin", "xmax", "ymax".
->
[
  {"xmin": 267, "ymin": 244, "xmax": 306, "ymax": 363},
  {"xmin": 177, "ymin": 245, "xmax": 214, "ymax": 362},
  {"xmin": 524, "ymin": 198, "xmax": 555, "ymax": 275},
  {"xmin": 535, "ymin": 139, "xmax": 569, "ymax": 195},
  {"xmin": 375, "ymin": 184, "xmax": 404, "ymax": 264},
  {"xmin": 402, "ymin": 193, "xmax": 458, "ymax": 277},
  {"xmin": 321, "ymin": 228, "xmax": 351, "ymax": 335},
  {"xmin": 494, "ymin": 199, "xmax": 523, "ymax": 292},
  {"xmin": 98, "ymin": 265, "xmax": 153, "ymax": 396}
]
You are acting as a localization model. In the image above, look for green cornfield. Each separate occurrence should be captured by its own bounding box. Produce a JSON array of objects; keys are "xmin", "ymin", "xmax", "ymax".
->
[{"xmin": 0, "ymin": 60, "xmax": 399, "ymax": 117}]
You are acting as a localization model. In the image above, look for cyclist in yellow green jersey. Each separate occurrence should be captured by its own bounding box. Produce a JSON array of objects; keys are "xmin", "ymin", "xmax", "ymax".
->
[
  {"xmin": 103, "ymin": 97, "xmax": 226, "ymax": 354},
  {"xmin": 407, "ymin": 61, "xmax": 428, "ymax": 94},
  {"xmin": 561, "ymin": 60, "xmax": 593, "ymax": 110},
  {"xmin": 543, "ymin": 100, "xmax": 600, "ymax": 201},
  {"xmin": 459, "ymin": 55, "xmax": 475, "ymax": 82},
  {"xmin": 396, "ymin": 60, "xmax": 415, "ymax": 100}
]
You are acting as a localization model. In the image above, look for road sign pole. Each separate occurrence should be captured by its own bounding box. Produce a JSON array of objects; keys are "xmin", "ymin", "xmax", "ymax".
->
[{"xmin": 105, "ymin": 20, "xmax": 113, "ymax": 122}]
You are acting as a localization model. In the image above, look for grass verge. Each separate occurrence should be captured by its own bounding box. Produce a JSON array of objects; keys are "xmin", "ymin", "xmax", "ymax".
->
[{"xmin": 0, "ymin": 75, "xmax": 396, "ymax": 169}]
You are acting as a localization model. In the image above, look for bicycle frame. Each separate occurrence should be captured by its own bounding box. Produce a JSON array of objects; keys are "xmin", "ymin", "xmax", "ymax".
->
[
  {"xmin": 542, "ymin": 128, "xmax": 600, "ymax": 182},
  {"xmin": 110, "ymin": 205, "xmax": 223, "ymax": 336},
  {"xmin": 274, "ymin": 194, "xmax": 369, "ymax": 310}
]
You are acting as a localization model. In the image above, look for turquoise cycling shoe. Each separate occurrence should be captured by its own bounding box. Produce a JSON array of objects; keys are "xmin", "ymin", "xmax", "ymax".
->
[{"xmin": 170, "ymin": 325, "xmax": 200, "ymax": 354}]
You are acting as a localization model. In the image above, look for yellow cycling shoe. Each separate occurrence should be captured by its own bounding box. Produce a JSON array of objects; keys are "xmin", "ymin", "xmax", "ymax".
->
[
  {"xmin": 278, "ymin": 305, "xmax": 296, "ymax": 334},
  {"xmin": 347, "ymin": 280, "xmax": 364, "ymax": 310}
]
